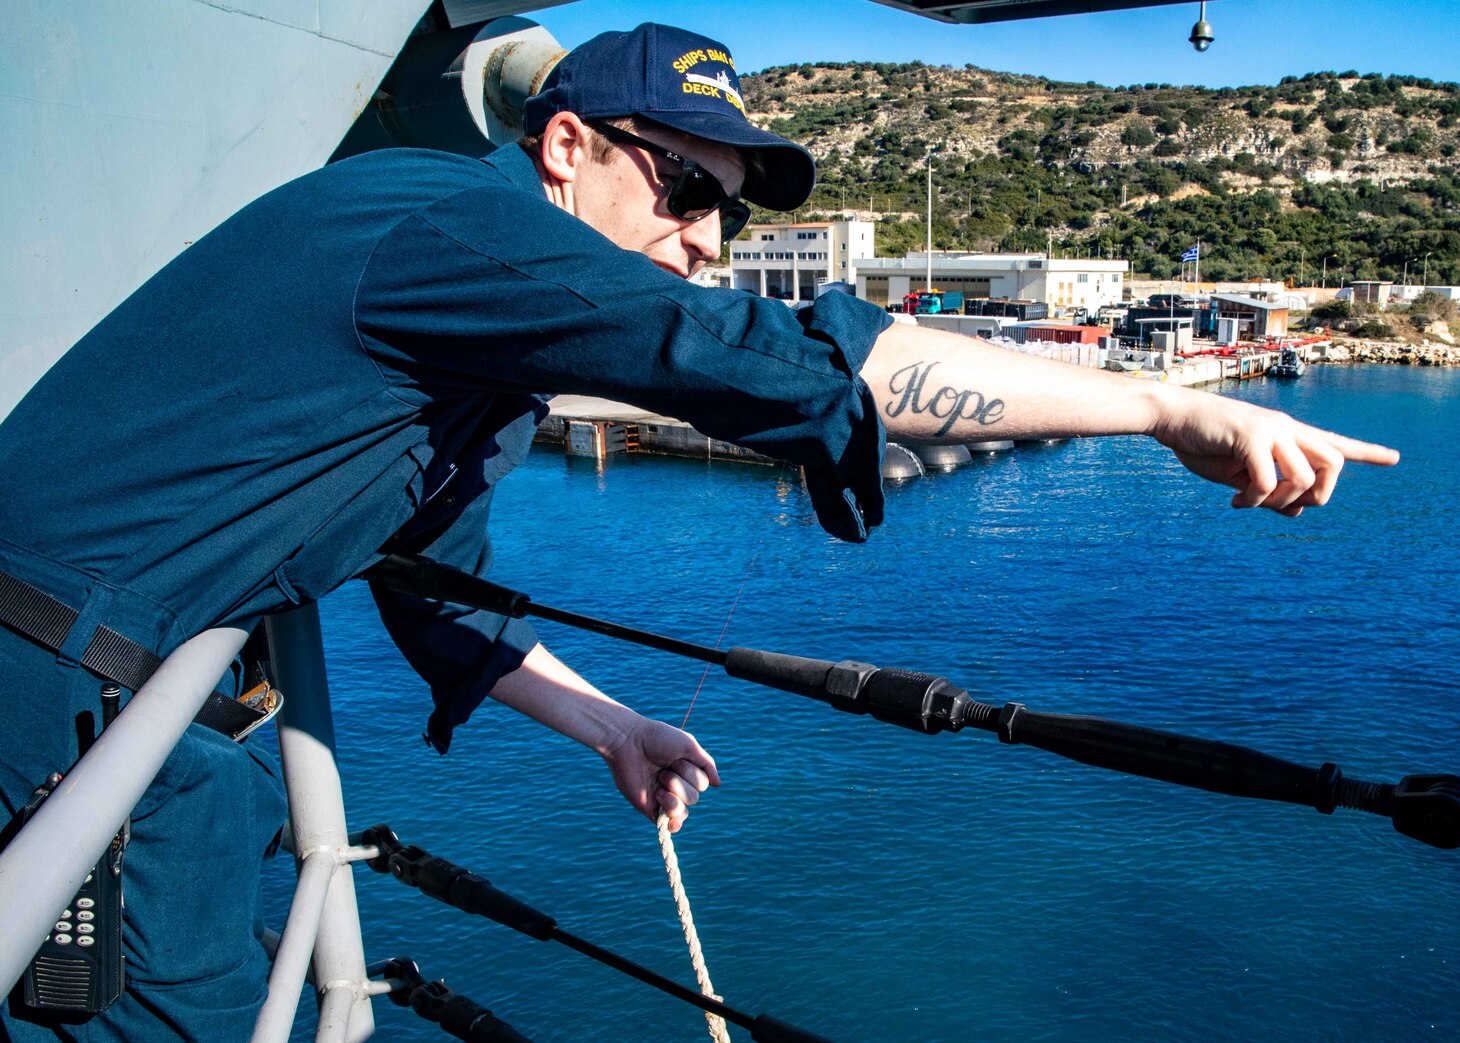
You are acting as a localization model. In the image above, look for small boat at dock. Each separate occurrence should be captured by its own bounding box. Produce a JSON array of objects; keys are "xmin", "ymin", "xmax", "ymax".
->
[{"xmin": 1270, "ymin": 347, "xmax": 1306, "ymax": 378}]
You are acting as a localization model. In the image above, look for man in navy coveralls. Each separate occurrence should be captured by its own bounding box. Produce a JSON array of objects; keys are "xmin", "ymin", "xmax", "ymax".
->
[{"xmin": 0, "ymin": 22, "xmax": 1398, "ymax": 1041}]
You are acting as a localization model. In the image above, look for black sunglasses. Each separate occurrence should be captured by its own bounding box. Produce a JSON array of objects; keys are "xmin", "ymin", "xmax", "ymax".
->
[{"xmin": 589, "ymin": 122, "xmax": 751, "ymax": 243}]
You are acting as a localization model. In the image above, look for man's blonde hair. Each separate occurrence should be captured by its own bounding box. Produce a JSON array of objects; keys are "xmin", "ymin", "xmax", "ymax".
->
[{"xmin": 517, "ymin": 115, "xmax": 642, "ymax": 166}]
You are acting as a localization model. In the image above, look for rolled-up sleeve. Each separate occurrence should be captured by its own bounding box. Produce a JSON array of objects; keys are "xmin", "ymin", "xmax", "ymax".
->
[
  {"xmin": 354, "ymin": 180, "xmax": 892, "ymax": 542},
  {"xmin": 370, "ymin": 486, "xmax": 539, "ymax": 753}
]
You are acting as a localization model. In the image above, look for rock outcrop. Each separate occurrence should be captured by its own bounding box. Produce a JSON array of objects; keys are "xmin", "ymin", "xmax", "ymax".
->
[{"xmin": 1313, "ymin": 338, "xmax": 1460, "ymax": 366}]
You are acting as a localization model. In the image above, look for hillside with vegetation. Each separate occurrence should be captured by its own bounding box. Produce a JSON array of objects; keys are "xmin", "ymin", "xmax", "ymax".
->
[{"xmin": 738, "ymin": 63, "xmax": 1460, "ymax": 285}]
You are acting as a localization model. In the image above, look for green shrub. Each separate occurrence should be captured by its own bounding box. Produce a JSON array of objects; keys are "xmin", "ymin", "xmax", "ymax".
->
[
  {"xmin": 1407, "ymin": 291, "xmax": 1458, "ymax": 323},
  {"xmin": 1352, "ymin": 319, "xmax": 1393, "ymax": 338},
  {"xmin": 1312, "ymin": 298, "xmax": 1352, "ymax": 321},
  {"xmin": 1120, "ymin": 123, "xmax": 1156, "ymax": 148}
]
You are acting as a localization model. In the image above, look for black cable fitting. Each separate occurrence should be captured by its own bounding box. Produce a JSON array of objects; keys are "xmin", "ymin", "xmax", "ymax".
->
[
  {"xmin": 861, "ymin": 667, "xmax": 974, "ymax": 735},
  {"xmin": 824, "ymin": 660, "xmax": 878, "ymax": 707},
  {"xmin": 996, "ymin": 701, "xmax": 1024, "ymax": 744},
  {"xmin": 1389, "ymin": 775, "xmax": 1460, "ymax": 849},
  {"xmin": 365, "ymin": 824, "xmax": 558, "ymax": 940},
  {"xmin": 369, "ymin": 554, "xmax": 530, "ymax": 618},
  {"xmin": 1313, "ymin": 762, "xmax": 1342, "ymax": 815},
  {"xmin": 722, "ymin": 650, "xmax": 972, "ymax": 735},
  {"xmin": 376, "ymin": 957, "xmax": 532, "ymax": 1042},
  {"xmin": 361, "ymin": 823, "xmax": 400, "ymax": 873}
]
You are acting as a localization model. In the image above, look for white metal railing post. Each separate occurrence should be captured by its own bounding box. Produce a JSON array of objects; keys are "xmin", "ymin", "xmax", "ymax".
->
[
  {"xmin": 252, "ymin": 604, "xmax": 374, "ymax": 1043},
  {"xmin": 0, "ymin": 626, "xmax": 250, "ymax": 996}
]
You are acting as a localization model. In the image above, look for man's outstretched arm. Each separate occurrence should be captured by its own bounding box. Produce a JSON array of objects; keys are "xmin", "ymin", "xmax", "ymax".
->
[
  {"xmin": 488, "ymin": 643, "xmax": 719, "ymax": 832},
  {"xmin": 864, "ymin": 323, "xmax": 1399, "ymax": 516}
]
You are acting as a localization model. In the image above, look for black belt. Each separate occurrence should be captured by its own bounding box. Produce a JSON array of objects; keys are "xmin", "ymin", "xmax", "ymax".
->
[{"xmin": 0, "ymin": 569, "xmax": 264, "ymax": 739}]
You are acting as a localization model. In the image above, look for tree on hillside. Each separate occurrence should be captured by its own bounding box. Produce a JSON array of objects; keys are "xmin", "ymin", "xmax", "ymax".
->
[{"xmin": 1120, "ymin": 123, "xmax": 1156, "ymax": 149}]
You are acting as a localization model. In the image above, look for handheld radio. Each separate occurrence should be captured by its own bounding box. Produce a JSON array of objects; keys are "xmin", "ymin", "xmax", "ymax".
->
[{"xmin": 18, "ymin": 682, "xmax": 127, "ymax": 1013}]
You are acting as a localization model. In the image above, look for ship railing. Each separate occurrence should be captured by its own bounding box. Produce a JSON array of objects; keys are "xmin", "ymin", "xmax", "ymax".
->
[{"xmin": 0, "ymin": 606, "xmax": 379, "ymax": 1043}]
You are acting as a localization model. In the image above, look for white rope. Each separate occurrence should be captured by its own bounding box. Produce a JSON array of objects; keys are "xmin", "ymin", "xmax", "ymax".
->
[{"xmin": 657, "ymin": 811, "xmax": 732, "ymax": 1043}]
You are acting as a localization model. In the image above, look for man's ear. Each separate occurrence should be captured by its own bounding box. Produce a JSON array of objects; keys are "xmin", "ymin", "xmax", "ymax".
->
[{"xmin": 539, "ymin": 112, "xmax": 592, "ymax": 185}]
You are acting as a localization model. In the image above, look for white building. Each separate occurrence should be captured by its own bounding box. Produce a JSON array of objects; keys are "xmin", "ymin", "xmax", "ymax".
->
[
  {"xmin": 728, "ymin": 220, "xmax": 876, "ymax": 300},
  {"xmin": 855, "ymin": 252, "xmax": 1128, "ymax": 316}
]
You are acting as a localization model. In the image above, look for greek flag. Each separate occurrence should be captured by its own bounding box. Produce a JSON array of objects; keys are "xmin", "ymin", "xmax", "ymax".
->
[{"xmin": 1181, "ymin": 245, "xmax": 1200, "ymax": 263}]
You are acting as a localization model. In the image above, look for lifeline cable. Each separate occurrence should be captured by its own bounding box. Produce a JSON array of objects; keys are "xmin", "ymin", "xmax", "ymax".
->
[
  {"xmin": 365, "ymin": 552, "xmax": 1460, "ymax": 850},
  {"xmin": 358, "ymin": 825, "xmax": 834, "ymax": 1043}
]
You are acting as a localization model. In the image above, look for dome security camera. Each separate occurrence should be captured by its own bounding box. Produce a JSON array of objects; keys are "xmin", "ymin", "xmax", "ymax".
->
[
  {"xmin": 1189, "ymin": 2, "xmax": 1213, "ymax": 52},
  {"xmin": 1189, "ymin": 18, "xmax": 1214, "ymax": 51}
]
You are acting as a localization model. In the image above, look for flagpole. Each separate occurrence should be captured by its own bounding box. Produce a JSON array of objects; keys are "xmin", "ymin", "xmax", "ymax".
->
[{"xmin": 1195, "ymin": 239, "xmax": 1200, "ymax": 290}]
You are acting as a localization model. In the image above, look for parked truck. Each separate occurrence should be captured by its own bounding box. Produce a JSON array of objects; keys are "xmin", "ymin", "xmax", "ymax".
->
[{"xmin": 903, "ymin": 289, "xmax": 964, "ymax": 315}]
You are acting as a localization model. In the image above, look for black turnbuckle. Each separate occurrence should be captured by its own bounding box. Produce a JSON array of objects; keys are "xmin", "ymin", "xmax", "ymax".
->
[
  {"xmin": 374, "ymin": 957, "xmax": 531, "ymax": 1043},
  {"xmin": 1387, "ymin": 775, "xmax": 1460, "ymax": 849}
]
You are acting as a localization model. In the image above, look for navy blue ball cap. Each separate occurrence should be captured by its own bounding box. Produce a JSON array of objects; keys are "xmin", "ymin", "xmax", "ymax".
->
[{"xmin": 522, "ymin": 23, "xmax": 815, "ymax": 212}]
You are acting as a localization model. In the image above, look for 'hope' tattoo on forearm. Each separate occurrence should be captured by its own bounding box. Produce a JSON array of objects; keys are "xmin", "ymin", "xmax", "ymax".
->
[{"xmin": 884, "ymin": 361, "xmax": 1005, "ymax": 436}]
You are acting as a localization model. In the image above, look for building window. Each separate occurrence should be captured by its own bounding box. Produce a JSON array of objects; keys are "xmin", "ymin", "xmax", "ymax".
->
[
  {"xmin": 760, "ymin": 234, "xmax": 775, "ymax": 241},
  {"xmin": 1078, "ymin": 274, "xmax": 1089, "ymax": 283}
]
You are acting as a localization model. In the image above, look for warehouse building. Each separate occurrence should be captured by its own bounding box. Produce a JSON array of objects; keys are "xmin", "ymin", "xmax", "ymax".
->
[{"xmin": 853, "ymin": 252, "xmax": 1127, "ymax": 317}]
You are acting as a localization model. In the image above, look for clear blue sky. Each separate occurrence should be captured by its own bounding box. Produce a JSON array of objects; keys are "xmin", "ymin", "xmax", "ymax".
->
[{"xmin": 533, "ymin": 0, "xmax": 1458, "ymax": 89}]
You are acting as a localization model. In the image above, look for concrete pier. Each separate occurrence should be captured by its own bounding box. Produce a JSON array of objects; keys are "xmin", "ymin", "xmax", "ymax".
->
[{"xmin": 537, "ymin": 396, "xmax": 777, "ymax": 464}]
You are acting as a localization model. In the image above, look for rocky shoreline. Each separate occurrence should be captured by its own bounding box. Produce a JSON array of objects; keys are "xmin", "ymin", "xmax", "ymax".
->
[{"xmin": 1312, "ymin": 338, "xmax": 1460, "ymax": 367}]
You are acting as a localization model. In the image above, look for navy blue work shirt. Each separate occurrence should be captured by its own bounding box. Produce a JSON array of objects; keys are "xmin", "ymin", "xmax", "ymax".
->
[{"xmin": 0, "ymin": 143, "xmax": 891, "ymax": 750}]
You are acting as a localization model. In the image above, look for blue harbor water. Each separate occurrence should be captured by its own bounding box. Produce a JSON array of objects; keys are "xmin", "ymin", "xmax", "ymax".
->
[{"xmin": 264, "ymin": 365, "xmax": 1459, "ymax": 1042}]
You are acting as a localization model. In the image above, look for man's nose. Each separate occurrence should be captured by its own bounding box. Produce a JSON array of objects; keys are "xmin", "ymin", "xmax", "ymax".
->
[{"xmin": 680, "ymin": 209, "xmax": 723, "ymax": 269}]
